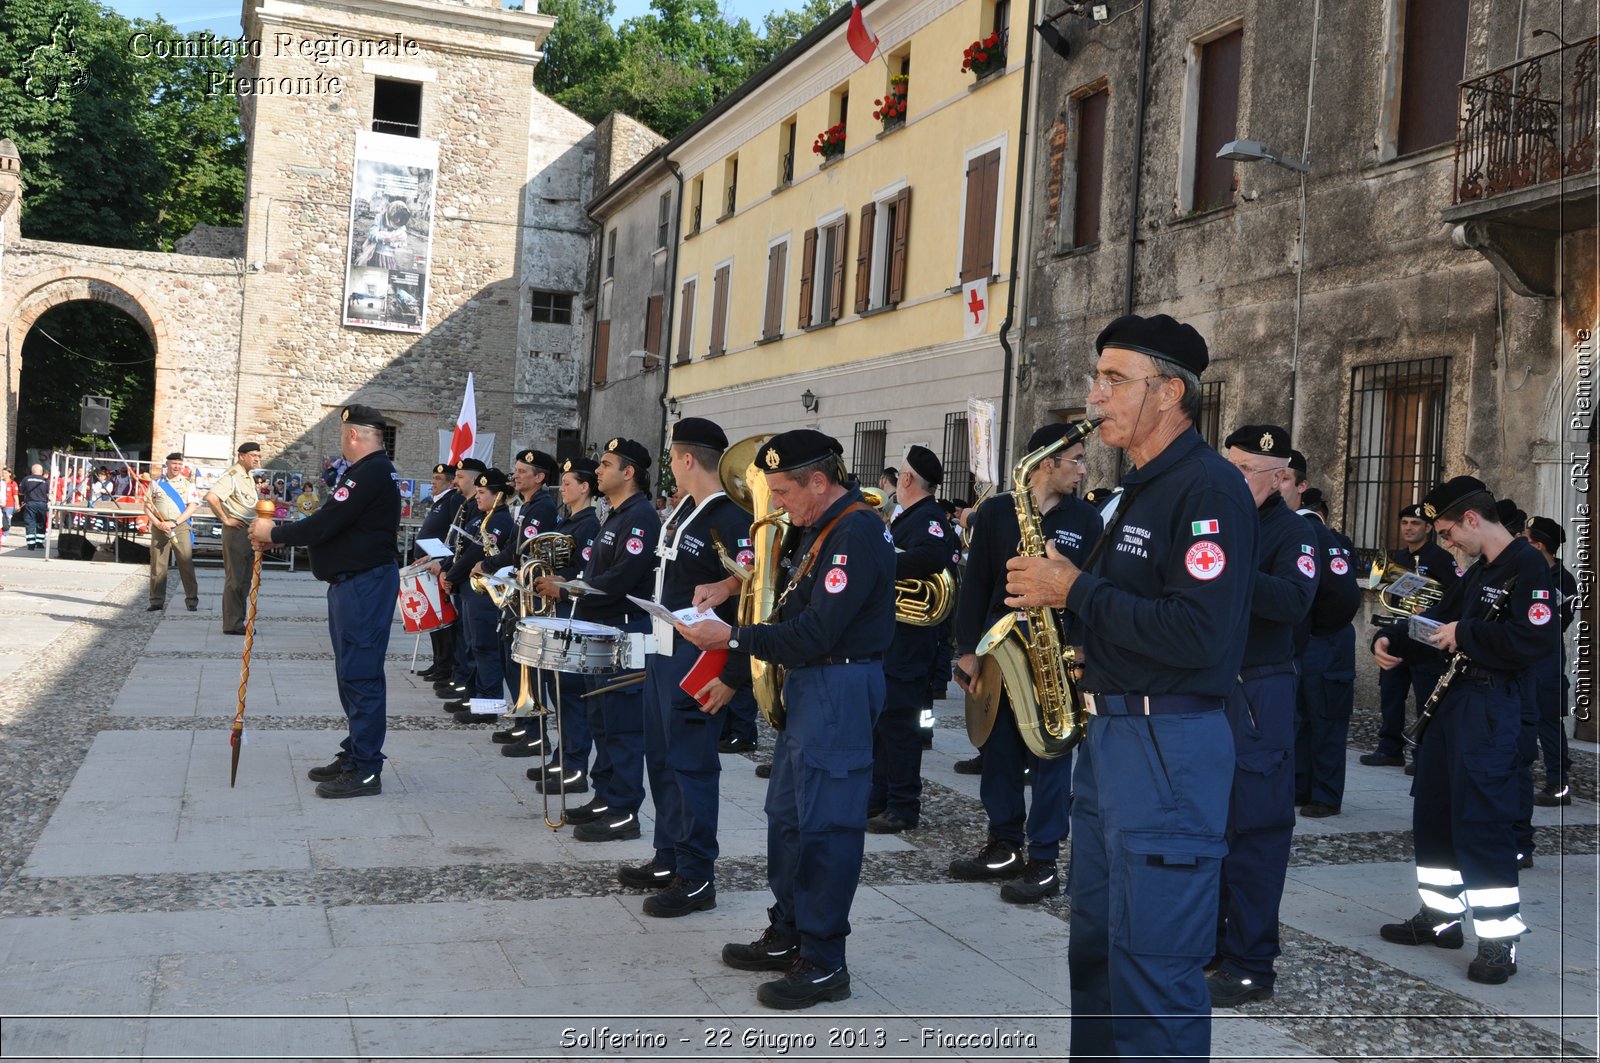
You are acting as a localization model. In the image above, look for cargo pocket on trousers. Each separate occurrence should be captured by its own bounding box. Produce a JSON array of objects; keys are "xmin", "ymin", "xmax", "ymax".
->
[
  {"xmin": 1231, "ymin": 749, "xmax": 1295, "ymax": 833},
  {"xmin": 1461, "ymin": 750, "xmax": 1519, "ymax": 824},
  {"xmin": 797, "ymin": 745, "xmax": 874, "ymax": 832},
  {"xmin": 1120, "ymin": 830, "xmax": 1228, "ymax": 958}
]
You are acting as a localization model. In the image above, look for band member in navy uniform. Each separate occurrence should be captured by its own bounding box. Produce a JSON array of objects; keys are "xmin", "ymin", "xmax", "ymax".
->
[
  {"xmin": 1004, "ymin": 315, "xmax": 1255, "ymax": 1060},
  {"xmin": 949, "ymin": 421, "xmax": 1100, "ymax": 903},
  {"xmin": 443, "ymin": 469, "xmax": 516, "ymax": 723},
  {"xmin": 19, "ymin": 463, "xmax": 50, "ymax": 551},
  {"xmin": 1284, "ymin": 469, "xmax": 1362, "ymax": 818},
  {"xmin": 866, "ymin": 445, "xmax": 957, "ymax": 835},
  {"xmin": 1523, "ymin": 516, "xmax": 1578, "ymax": 805},
  {"xmin": 619, "ymin": 417, "xmax": 751, "ymax": 916},
  {"xmin": 535, "ymin": 438, "xmax": 660, "ymax": 842},
  {"xmin": 413, "ymin": 463, "xmax": 461, "ymax": 681},
  {"xmin": 485, "ymin": 449, "xmax": 560, "ymax": 754},
  {"xmin": 1362, "ymin": 504, "xmax": 1461, "ymax": 769},
  {"xmin": 1207, "ymin": 426, "xmax": 1320, "ymax": 1007},
  {"xmin": 678, "ymin": 429, "xmax": 895, "ymax": 1010},
  {"xmin": 529, "ymin": 458, "xmax": 603, "ymax": 794},
  {"xmin": 1373, "ymin": 476, "xmax": 1557, "ymax": 984},
  {"xmin": 435, "ymin": 458, "xmax": 486, "ymax": 702},
  {"xmin": 251, "ymin": 404, "xmax": 400, "ymax": 798}
]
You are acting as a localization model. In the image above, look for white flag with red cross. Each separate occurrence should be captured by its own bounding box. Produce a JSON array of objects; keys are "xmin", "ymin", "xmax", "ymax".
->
[
  {"xmin": 448, "ymin": 372, "xmax": 476, "ymax": 465},
  {"xmin": 962, "ymin": 278, "xmax": 989, "ymax": 338}
]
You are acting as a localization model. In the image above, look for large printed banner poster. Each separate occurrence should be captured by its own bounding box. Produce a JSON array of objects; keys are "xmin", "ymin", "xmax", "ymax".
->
[{"xmin": 343, "ymin": 131, "xmax": 439, "ymax": 333}]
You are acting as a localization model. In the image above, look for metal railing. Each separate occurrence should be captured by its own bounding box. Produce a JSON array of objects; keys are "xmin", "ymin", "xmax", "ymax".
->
[
  {"xmin": 781, "ymin": 152, "xmax": 794, "ymax": 185},
  {"xmin": 371, "ymin": 119, "xmax": 420, "ymax": 137},
  {"xmin": 725, "ymin": 185, "xmax": 738, "ymax": 216},
  {"xmin": 1454, "ymin": 34, "xmax": 1597, "ymax": 205}
]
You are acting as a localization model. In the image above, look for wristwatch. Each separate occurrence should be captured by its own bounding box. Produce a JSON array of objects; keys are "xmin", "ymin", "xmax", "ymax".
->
[{"xmin": 726, "ymin": 626, "xmax": 742, "ymax": 651}]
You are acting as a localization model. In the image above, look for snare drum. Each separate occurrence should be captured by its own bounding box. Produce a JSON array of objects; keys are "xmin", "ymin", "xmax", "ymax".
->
[
  {"xmin": 397, "ymin": 561, "xmax": 457, "ymax": 634},
  {"xmin": 511, "ymin": 616, "xmax": 626, "ymax": 674}
]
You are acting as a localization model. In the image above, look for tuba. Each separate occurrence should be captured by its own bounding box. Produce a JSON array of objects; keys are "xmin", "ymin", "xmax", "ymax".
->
[
  {"xmin": 975, "ymin": 417, "xmax": 1102, "ymax": 760},
  {"xmin": 517, "ymin": 531, "xmax": 574, "ymax": 618},
  {"xmin": 1369, "ymin": 552, "xmax": 1444, "ymax": 618},
  {"xmin": 717, "ymin": 435, "xmax": 795, "ymax": 730}
]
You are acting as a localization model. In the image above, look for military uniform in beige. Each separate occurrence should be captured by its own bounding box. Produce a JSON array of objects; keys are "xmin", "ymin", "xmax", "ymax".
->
[
  {"xmin": 146, "ymin": 474, "xmax": 199, "ymax": 610},
  {"xmin": 208, "ymin": 462, "xmax": 260, "ymax": 634}
]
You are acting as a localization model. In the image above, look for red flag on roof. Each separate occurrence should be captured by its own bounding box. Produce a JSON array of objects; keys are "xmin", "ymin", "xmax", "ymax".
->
[{"xmin": 847, "ymin": 0, "xmax": 879, "ymax": 64}]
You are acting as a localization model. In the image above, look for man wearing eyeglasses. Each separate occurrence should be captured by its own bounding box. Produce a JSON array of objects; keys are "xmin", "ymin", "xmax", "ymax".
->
[
  {"xmin": 1209, "ymin": 424, "xmax": 1320, "ymax": 1008},
  {"xmin": 1004, "ymin": 314, "xmax": 1256, "ymax": 1062}
]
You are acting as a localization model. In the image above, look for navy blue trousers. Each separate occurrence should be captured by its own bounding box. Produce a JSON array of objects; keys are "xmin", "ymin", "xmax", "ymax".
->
[
  {"xmin": 459, "ymin": 590, "xmax": 504, "ymax": 700},
  {"xmin": 1294, "ymin": 626, "xmax": 1355, "ymax": 808},
  {"xmin": 1376, "ymin": 655, "xmax": 1443, "ymax": 759},
  {"xmin": 1531, "ymin": 651, "xmax": 1571, "ymax": 788},
  {"xmin": 328, "ymin": 564, "xmax": 399, "ymax": 776},
  {"xmin": 869, "ymin": 675, "xmax": 927, "ymax": 823},
  {"xmin": 767, "ymin": 662, "xmax": 883, "ymax": 971},
  {"xmin": 450, "ymin": 590, "xmax": 474, "ymax": 687},
  {"xmin": 1069, "ymin": 709, "xmax": 1232, "ymax": 1063},
  {"xmin": 979, "ymin": 693, "xmax": 1071, "ymax": 861},
  {"xmin": 22, "ymin": 500, "xmax": 47, "ymax": 548},
  {"xmin": 540, "ymin": 667, "xmax": 592, "ymax": 771},
  {"xmin": 585, "ymin": 616, "xmax": 649, "ymax": 813},
  {"xmin": 644, "ymin": 639, "xmax": 725, "ymax": 881}
]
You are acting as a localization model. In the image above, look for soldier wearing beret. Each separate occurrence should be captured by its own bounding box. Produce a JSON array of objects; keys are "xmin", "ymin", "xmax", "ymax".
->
[
  {"xmin": 949, "ymin": 420, "xmax": 1101, "ymax": 904},
  {"xmin": 1207, "ymin": 425, "xmax": 1320, "ymax": 1008},
  {"xmin": 677, "ymin": 428, "xmax": 895, "ymax": 1010},
  {"xmin": 865, "ymin": 444, "xmax": 958, "ymax": 836},
  {"xmin": 535, "ymin": 437, "xmax": 661, "ymax": 842},
  {"xmin": 434, "ymin": 457, "xmax": 488, "ymax": 703},
  {"xmin": 1003, "ymin": 313, "xmax": 1256, "ymax": 1059},
  {"xmin": 206, "ymin": 440, "xmax": 264, "ymax": 635},
  {"xmin": 145, "ymin": 451, "xmax": 201, "ymax": 613},
  {"xmin": 1522, "ymin": 516, "xmax": 1577, "ymax": 805},
  {"xmin": 1363, "ymin": 502, "xmax": 1462, "ymax": 770},
  {"xmin": 251, "ymin": 405, "xmax": 401, "ymax": 798},
  {"xmin": 411, "ymin": 463, "xmax": 462, "ymax": 682},
  {"xmin": 1372, "ymin": 476, "xmax": 1557, "ymax": 984},
  {"xmin": 443, "ymin": 468, "xmax": 517, "ymax": 723}
]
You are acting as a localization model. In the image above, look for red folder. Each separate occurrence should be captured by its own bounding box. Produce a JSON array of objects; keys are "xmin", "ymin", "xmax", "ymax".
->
[{"xmin": 680, "ymin": 648, "xmax": 729, "ymax": 705}]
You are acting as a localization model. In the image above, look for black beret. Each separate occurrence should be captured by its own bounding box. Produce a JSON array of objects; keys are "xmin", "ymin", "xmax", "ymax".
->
[
  {"xmin": 755, "ymin": 429, "xmax": 844, "ymax": 474},
  {"xmin": 1399, "ymin": 503, "xmax": 1425, "ymax": 520},
  {"xmin": 165, "ymin": 452, "xmax": 184, "ymax": 462},
  {"xmin": 237, "ymin": 441, "xmax": 261, "ymax": 454},
  {"xmin": 475, "ymin": 467, "xmax": 510, "ymax": 492},
  {"xmin": 1223, "ymin": 424, "xmax": 1291, "ymax": 458},
  {"xmin": 1420, "ymin": 475, "xmax": 1494, "ymax": 523},
  {"xmin": 515, "ymin": 449, "xmax": 559, "ymax": 477},
  {"xmin": 1300, "ymin": 487, "xmax": 1328, "ymax": 514},
  {"xmin": 671, "ymin": 417, "xmax": 729, "ymax": 452},
  {"xmin": 433, "ymin": 463, "xmax": 455, "ymax": 477},
  {"xmin": 905, "ymin": 444, "xmax": 943, "ymax": 487},
  {"xmin": 340, "ymin": 403, "xmax": 388, "ymax": 430},
  {"xmin": 1527, "ymin": 515, "xmax": 1565, "ymax": 551},
  {"xmin": 603, "ymin": 437, "xmax": 652, "ymax": 474},
  {"xmin": 1494, "ymin": 498, "xmax": 1527, "ymax": 534},
  {"xmin": 1288, "ymin": 449, "xmax": 1307, "ymax": 475},
  {"xmin": 1094, "ymin": 313, "xmax": 1209, "ymax": 376},
  {"xmin": 1027, "ymin": 422, "xmax": 1081, "ymax": 453},
  {"xmin": 561, "ymin": 456, "xmax": 599, "ymax": 477},
  {"xmin": 457, "ymin": 457, "xmax": 488, "ymax": 474}
]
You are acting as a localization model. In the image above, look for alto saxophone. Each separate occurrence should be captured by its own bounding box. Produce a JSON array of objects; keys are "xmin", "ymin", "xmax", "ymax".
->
[{"xmin": 975, "ymin": 417, "xmax": 1101, "ymax": 759}]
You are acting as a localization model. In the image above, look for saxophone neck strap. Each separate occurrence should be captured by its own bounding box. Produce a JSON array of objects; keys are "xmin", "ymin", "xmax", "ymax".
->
[{"xmin": 1081, "ymin": 481, "xmax": 1150, "ymax": 574}]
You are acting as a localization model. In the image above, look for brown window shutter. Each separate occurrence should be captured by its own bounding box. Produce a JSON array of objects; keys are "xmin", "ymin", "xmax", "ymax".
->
[
  {"xmin": 854, "ymin": 201, "xmax": 876, "ymax": 314},
  {"xmin": 797, "ymin": 227, "xmax": 817, "ymax": 329},
  {"xmin": 1398, "ymin": 0, "xmax": 1468, "ymax": 154},
  {"xmin": 888, "ymin": 186, "xmax": 911, "ymax": 305},
  {"xmin": 594, "ymin": 319, "xmax": 611, "ymax": 385},
  {"xmin": 1192, "ymin": 29, "xmax": 1242, "ymax": 211},
  {"xmin": 763, "ymin": 243, "xmax": 786, "ymax": 339},
  {"xmin": 709, "ymin": 265, "xmax": 729, "ymax": 355},
  {"xmin": 643, "ymin": 294, "xmax": 663, "ymax": 366},
  {"xmin": 1073, "ymin": 90, "xmax": 1108, "ymax": 247},
  {"xmin": 828, "ymin": 216, "xmax": 848, "ymax": 323},
  {"xmin": 961, "ymin": 150, "xmax": 1000, "ymax": 283},
  {"xmin": 676, "ymin": 279, "xmax": 695, "ymax": 363}
]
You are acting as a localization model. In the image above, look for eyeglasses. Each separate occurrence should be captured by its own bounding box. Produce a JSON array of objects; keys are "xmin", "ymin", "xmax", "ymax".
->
[
  {"xmin": 1432, "ymin": 519, "xmax": 1457, "ymax": 544},
  {"xmin": 1057, "ymin": 455, "xmax": 1088, "ymax": 469},
  {"xmin": 1085, "ymin": 373, "xmax": 1161, "ymax": 397},
  {"xmin": 1232, "ymin": 465, "xmax": 1282, "ymax": 479}
]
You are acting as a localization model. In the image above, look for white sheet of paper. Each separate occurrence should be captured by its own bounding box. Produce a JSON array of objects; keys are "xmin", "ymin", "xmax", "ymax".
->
[
  {"xmin": 627, "ymin": 594, "xmax": 719, "ymax": 628},
  {"xmin": 415, "ymin": 537, "xmax": 452, "ymax": 558}
]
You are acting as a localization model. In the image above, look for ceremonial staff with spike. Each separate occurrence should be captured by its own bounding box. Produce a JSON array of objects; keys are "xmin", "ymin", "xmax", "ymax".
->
[{"xmin": 230, "ymin": 497, "xmax": 280, "ymax": 786}]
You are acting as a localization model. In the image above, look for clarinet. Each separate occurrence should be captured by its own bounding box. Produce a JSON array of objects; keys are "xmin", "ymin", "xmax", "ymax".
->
[{"xmin": 1404, "ymin": 576, "xmax": 1517, "ymax": 746}]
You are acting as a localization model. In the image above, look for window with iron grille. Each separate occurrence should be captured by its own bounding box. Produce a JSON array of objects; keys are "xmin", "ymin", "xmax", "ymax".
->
[
  {"xmin": 1343, "ymin": 357, "xmax": 1449, "ymax": 557},
  {"xmin": 1198, "ymin": 380, "xmax": 1224, "ymax": 450},
  {"xmin": 852, "ymin": 420, "xmax": 888, "ymax": 484},
  {"xmin": 530, "ymin": 290, "xmax": 573, "ymax": 324},
  {"xmin": 942, "ymin": 412, "xmax": 975, "ymax": 503},
  {"xmin": 372, "ymin": 78, "xmax": 422, "ymax": 137},
  {"xmin": 380, "ymin": 424, "xmax": 398, "ymax": 460}
]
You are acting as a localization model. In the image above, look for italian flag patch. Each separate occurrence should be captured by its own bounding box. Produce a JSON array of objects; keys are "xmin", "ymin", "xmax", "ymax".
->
[
  {"xmin": 1532, "ymin": 589, "xmax": 1550, "ymax": 600},
  {"xmin": 832, "ymin": 554, "xmax": 848, "ymax": 564},
  {"xmin": 1302, "ymin": 544, "xmax": 1315, "ymax": 554},
  {"xmin": 1192, "ymin": 519, "xmax": 1219, "ymax": 535}
]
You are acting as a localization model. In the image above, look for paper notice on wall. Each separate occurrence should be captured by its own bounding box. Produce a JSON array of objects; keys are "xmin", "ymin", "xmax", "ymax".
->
[{"xmin": 967, "ymin": 396, "xmax": 997, "ymax": 489}]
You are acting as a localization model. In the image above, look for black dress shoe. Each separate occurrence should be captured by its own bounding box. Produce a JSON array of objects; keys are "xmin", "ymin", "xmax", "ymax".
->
[
  {"xmin": 718, "ymin": 735, "xmax": 756, "ymax": 754},
  {"xmin": 315, "ymin": 770, "xmax": 382, "ymax": 799},
  {"xmin": 564, "ymin": 798, "xmax": 612, "ymax": 825},
  {"xmin": 755, "ymin": 762, "xmax": 773, "ymax": 779},
  {"xmin": 756, "ymin": 959, "xmax": 851, "ymax": 1010},
  {"xmin": 186, "ymin": 601, "xmax": 198, "ymax": 612},
  {"xmin": 618, "ymin": 859, "xmax": 676, "ymax": 888},
  {"xmin": 534, "ymin": 767, "xmax": 588, "ymax": 794},
  {"xmin": 949, "ymin": 838, "xmax": 1024, "ymax": 881},
  {"xmin": 952, "ymin": 754, "xmax": 983, "ymax": 775},
  {"xmin": 1404, "ymin": 762, "xmax": 1416, "ymax": 776},
  {"xmin": 573, "ymin": 811, "xmax": 640, "ymax": 842},
  {"xmin": 147, "ymin": 603, "xmax": 164, "ymax": 611},
  {"xmin": 866, "ymin": 811, "xmax": 914, "ymax": 834},
  {"xmin": 723, "ymin": 926, "xmax": 800, "ymax": 971},
  {"xmin": 1359, "ymin": 751, "xmax": 1406, "ymax": 767},
  {"xmin": 1534, "ymin": 784, "xmax": 1572, "ymax": 806},
  {"xmin": 500, "ymin": 735, "xmax": 547, "ymax": 757},
  {"xmin": 643, "ymin": 878, "xmax": 716, "ymax": 917},
  {"xmin": 1207, "ymin": 967, "xmax": 1274, "ymax": 1007},
  {"xmin": 1000, "ymin": 859, "xmax": 1061, "ymax": 904},
  {"xmin": 1299, "ymin": 801, "xmax": 1341, "ymax": 818},
  {"xmin": 306, "ymin": 756, "xmax": 350, "ymax": 782},
  {"xmin": 1379, "ymin": 908, "xmax": 1464, "ymax": 949}
]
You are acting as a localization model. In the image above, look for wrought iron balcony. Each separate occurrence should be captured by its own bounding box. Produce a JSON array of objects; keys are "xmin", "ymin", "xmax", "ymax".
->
[{"xmin": 1454, "ymin": 34, "xmax": 1596, "ymax": 206}]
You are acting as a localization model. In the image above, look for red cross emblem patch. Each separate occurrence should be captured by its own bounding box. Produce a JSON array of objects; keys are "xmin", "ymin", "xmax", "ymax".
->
[
  {"xmin": 1297, "ymin": 555, "xmax": 1317, "ymax": 579},
  {"xmin": 928, "ymin": 521, "xmax": 945, "ymax": 538},
  {"xmin": 625, "ymin": 536, "xmax": 644, "ymax": 555},
  {"xmin": 399, "ymin": 590, "xmax": 427, "ymax": 621},
  {"xmin": 333, "ymin": 486, "xmax": 350, "ymax": 502},
  {"xmin": 1529, "ymin": 603, "xmax": 1552, "ymax": 626},
  {"xmin": 823, "ymin": 567, "xmax": 848, "ymax": 594},
  {"xmin": 1185, "ymin": 541, "xmax": 1226, "ymax": 581},
  {"xmin": 1330, "ymin": 557, "xmax": 1349, "ymax": 576},
  {"xmin": 737, "ymin": 549, "xmax": 754, "ymax": 567}
]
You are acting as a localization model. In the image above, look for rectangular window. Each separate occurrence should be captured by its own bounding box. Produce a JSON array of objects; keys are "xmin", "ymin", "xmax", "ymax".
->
[
  {"xmin": 960, "ymin": 148, "xmax": 1002, "ymax": 283},
  {"xmin": 800, "ymin": 217, "xmax": 848, "ymax": 328},
  {"xmin": 593, "ymin": 319, "xmax": 611, "ymax": 386},
  {"xmin": 708, "ymin": 263, "xmax": 731, "ymax": 356},
  {"xmin": 529, "ymin": 290, "xmax": 574, "ymax": 324},
  {"xmin": 857, "ymin": 186, "xmax": 913, "ymax": 312},
  {"xmin": 1343, "ymin": 357, "xmax": 1450, "ymax": 556},
  {"xmin": 831, "ymin": 86, "xmax": 850, "ymax": 131},
  {"xmin": 657, "ymin": 192, "xmax": 672, "ymax": 250},
  {"xmin": 1071, "ymin": 87, "xmax": 1109, "ymax": 248},
  {"xmin": 605, "ymin": 229, "xmax": 617, "ymax": 279},
  {"xmin": 1189, "ymin": 28, "xmax": 1242, "ymax": 212},
  {"xmin": 723, "ymin": 156, "xmax": 739, "ymax": 218},
  {"xmin": 380, "ymin": 424, "xmax": 398, "ymax": 459},
  {"xmin": 372, "ymin": 78, "xmax": 422, "ymax": 137},
  {"xmin": 942, "ymin": 411, "xmax": 975, "ymax": 504},
  {"xmin": 1397, "ymin": 0, "xmax": 1468, "ymax": 154},
  {"xmin": 852, "ymin": 420, "xmax": 888, "ymax": 483},
  {"xmin": 677, "ymin": 278, "xmax": 696, "ymax": 363},
  {"xmin": 762, "ymin": 240, "xmax": 788, "ymax": 341},
  {"xmin": 993, "ymin": 0, "xmax": 1010, "ymax": 37},
  {"xmin": 1198, "ymin": 380, "xmax": 1224, "ymax": 450},
  {"xmin": 643, "ymin": 293, "xmax": 664, "ymax": 366},
  {"xmin": 555, "ymin": 428, "xmax": 582, "ymax": 464},
  {"xmin": 690, "ymin": 177, "xmax": 704, "ymax": 234},
  {"xmin": 780, "ymin": 118, "xmax": 797, "ymax": 186}
]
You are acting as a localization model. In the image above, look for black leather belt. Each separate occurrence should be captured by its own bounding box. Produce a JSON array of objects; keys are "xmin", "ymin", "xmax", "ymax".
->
[
  {"xmin": 1083, "ymin": 693, "xmax": 1226, "ymax": 716},
  {"xmin": 1458, "ymin": 664, "xmax": 1515, "ymax": 686},
  {"xmin": 1238, "ymin": 662, "xmax": 1298, "ymax": 682},
  {"xmin": 804, "ymin": 653, "xmax": 883, "ymax": 668}
]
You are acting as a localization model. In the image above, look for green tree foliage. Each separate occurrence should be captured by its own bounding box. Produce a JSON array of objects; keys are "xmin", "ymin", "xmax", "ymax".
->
[
  {"xmin": 0, "ymin": 0, "xmax": 245, "ymax": 251},
  {"xmin": 17, "ymin": 304, "xmax": 155, "ymax": 456}
]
